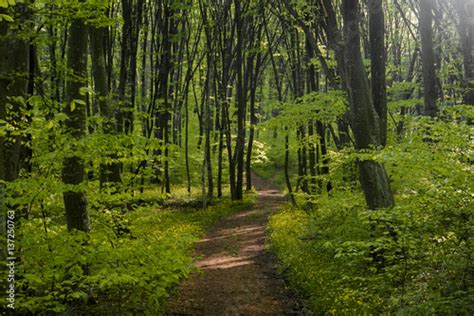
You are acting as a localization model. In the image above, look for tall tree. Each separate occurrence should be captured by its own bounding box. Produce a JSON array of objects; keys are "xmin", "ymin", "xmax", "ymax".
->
[
  {"xmin": 341, "ymin": 0, "xmax": 394, "ymax": 210},
  {"xmin": 117, "ymin": 0, "xmax": 132, "ymax": 133},
  {"xmin": 419, "ymin": 0, "xmax": 438, "ymax": 117},
  {"xmin": 62, "ymin": 7, "xmax": 90, "ymax": 232},
  {"xmin": 0, "ymin": 4, "xmax": 31, "ymax": 262},
  {"xmin": 453, "ymin": 0, "xmax": 474, "ymax": 105},
  {"xmin": 201, "ymin": 0, "xmax": 214, "ymax": 201},
  {"xmin": 90, "ymin": 26, "xmax": 122, "ymax": 185},
  {"xmin": 0, "ymin": 5, "xmax": 30, "ymax": 183},
  {"xmin": 368, "ymin": 0, "xmax": 388, "ymax": 146},
  {"xmin": 234, "ymin": 0, "xmax": 246, "ymax": 200}
]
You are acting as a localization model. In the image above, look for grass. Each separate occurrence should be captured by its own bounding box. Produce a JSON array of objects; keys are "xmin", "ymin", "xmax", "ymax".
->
[{"xmin": 11, "ymin": 185, "xmax": 257, "ymax": 315}]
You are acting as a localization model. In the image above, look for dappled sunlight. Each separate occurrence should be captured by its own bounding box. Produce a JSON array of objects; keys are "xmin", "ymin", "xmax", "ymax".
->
[
  {"xmin": 258, "ymin": 190, "xmax": 284, "ymax": 197},
  {"xmin": 197, "ymin": 228, "xmax": 263, "ymax": 243},
  {"xmin": 167, "ymin": 175, "xmax": 303, "ymax": 314},
  {"xmin": 198, "ymin": 255, "xmax": 255, "ymax": 269}
]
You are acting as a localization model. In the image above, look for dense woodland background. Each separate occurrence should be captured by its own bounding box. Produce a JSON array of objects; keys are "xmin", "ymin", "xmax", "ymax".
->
[{"xmin": 0, "ymin": 0, "xmax": 473, "ymax": 314}]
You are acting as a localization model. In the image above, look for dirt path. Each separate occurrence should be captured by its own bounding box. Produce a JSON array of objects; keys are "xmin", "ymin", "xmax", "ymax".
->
[{"xmin": 166, "ymin": 175, "xmax": 304, "ymax": 315}]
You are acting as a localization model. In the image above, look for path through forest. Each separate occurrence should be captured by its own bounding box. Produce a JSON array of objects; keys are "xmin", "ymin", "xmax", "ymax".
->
[{"xmin": 166, "ymin": 174, "xmax": 304, "ymax": 315}]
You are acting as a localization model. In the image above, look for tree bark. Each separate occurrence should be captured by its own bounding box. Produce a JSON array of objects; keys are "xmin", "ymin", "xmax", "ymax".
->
[
  {"xmin": 117, "ymin": 0, "xmax": 132, "ymax": 133},
  {"xmin": 454, "ymin": 0, "xmax": 474, "ymax": 105},
  {"xmin": 0, "ymin": 6, "xmax": 31, "ymax": 261},
  {"xmin": 0, "ymin": 8, "xmax": 30, "ymax": 183},
  {"xmin": 342, "ymin": 0, "xmax": 394, "ymax": 210},
  {"xmin": 234, "ymin": 0, "xmax": 246, "ymax": 200},
  {"xmin": 89, "ymin": 27, "xmax": 122, "ymax": 185},
  {"xmin": 62, "ymin": 12, "xmax": 90, "ymax": 232},
  {"xmin": 368, "ymin": 0, "xmax": 388, "ymax": 146},
  {"xmin": 419, "ymin": 0, "xmax": 438, "ymax": 117},
  {"xmin": 245, "ymin": 59, "xmax": 259, "ymax": 191}
]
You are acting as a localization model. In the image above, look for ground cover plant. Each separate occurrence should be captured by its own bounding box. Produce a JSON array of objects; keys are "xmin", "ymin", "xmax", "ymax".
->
[{"xmin": 1, "ymin": 0, "xmax": 473, "ymax": 314}]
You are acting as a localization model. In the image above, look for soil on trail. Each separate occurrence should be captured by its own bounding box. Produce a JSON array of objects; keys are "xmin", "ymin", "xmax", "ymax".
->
[{"xmin": 166, "ymin": 174, "xmax": 305, "ymax": 315}]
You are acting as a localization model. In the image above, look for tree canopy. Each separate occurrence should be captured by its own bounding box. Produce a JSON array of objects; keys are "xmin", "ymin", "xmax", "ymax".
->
[{"xmin": 1, "ymin": 0, "xmax": 473, "ymax": 314}]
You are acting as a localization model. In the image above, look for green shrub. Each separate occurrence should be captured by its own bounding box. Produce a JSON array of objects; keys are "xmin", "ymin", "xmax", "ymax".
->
[
  {"xmin": 268, "ymin": 108, "xmax": 474, "ymax": 314},
  {"xmin": 3, "ymin": 190, "xmax": 255, "ymax": 315}
]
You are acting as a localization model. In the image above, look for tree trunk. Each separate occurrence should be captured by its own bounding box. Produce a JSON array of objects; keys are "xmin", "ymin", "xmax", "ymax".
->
[
  {"xmin": 90, "ymin": 27, "xmax": 122, "ymax": 185},
  {"xmin": 234, "ymin": 0, "xmax": 246, "ymax": 200},
  {"xmin": 245, "ymin": 65, "xmax": 258, "ymax": 192},
  {"xmin": 342, "ymin": 0, "xmax": 394, "ymax": 210},
  {"xmin": 284, "ymin": 127, "xmax": 296, "ymax": 206},
  {"xmin": 117, "ymin": 0, "xmax": 132, "ymax": 133},
  {"xmin": 368, "ymin": 0, "xmax": 387, "ymax": 146},
  {"xmin": 454, "ymin": 0, "xmax": 474, "ymax": 105},
  {"xmin": 0, "ymin": 8, "xmax": 30, "ymax": 183},
  {"xmin": 204, "ymin": 29, "xmax": 214, "ymax": 200},
  {"xmin": 0, "ymin": 6, "xmax": 31, "ymax": 261},
  {"xmin": 419, "ymin": 0, "xmax": 438, "ymax": 117},
  {"xmin": 62, "ymin": 12, "xmax": 90, "ymax": 232}
]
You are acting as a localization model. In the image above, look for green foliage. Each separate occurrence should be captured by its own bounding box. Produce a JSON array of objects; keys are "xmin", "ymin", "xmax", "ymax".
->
[
  {"xmin": 266, "ymin": 91, "xmax": 347, "ymax": 128},
  {"xmin": 0, "ymin": 0, "xmax": 19, "ymax": 9},
  {"xmin": 268, "ymin": 107, "xmax": 474, "ymax": 314},
  {"xmin": 3, "ymin": 186, "xmax": 255, "ymax": 314},
  {"xmin": 2, "ymin": 92, "xmax": 257, "ymax": 313}
]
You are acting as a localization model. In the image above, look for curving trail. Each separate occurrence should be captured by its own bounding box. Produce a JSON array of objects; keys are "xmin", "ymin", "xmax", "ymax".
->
[{"xmin": 166, "ymin": 174, "xmax": 304, "ymax": 315}]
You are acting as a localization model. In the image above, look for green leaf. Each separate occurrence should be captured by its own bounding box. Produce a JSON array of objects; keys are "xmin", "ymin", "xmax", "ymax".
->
[
  {"xmin": 72, "ymin": 99, "xmax": 86, "ymax": 106},
  {"xmin": 0, "ymin": 0, "xmax": 8, "ymax": 8},
  {"xmin": 79, "ymin": 86, "xmax": 90, "ymax": 96},
  {"xmin": 55, "ymin": 113, "xmax": 68, "ymax": 121},
  {"xmin": 0, "ymin": 14, "xmax": 13, "ymax": 22},
  {"xmin": 28, "ymin": 95, "xmax": 43, "ymax": 107},
  {"xmin": 70, "ymin": 291, "xmax": 88, "ymax": 301}
]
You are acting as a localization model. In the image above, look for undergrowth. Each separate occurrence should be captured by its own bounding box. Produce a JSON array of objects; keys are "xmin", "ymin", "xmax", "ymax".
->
[
  {"xmin": 268, "ymin": 107, "xmax": 474, "ymax": 315},
  {"xmin": 2, "ymin": 187, "xmax": 256, "ymax": 315}
]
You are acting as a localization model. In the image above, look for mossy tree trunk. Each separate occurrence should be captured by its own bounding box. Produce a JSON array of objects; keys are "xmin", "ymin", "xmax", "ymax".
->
[{"xmin": 342, "ymin": 0, "xmax": 395, "ymax": 210}]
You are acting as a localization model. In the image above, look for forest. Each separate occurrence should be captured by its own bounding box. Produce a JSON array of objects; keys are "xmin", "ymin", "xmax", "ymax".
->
[{"xmin": 0, "ymin": 0, "xmax": 473, "ymax": 314}]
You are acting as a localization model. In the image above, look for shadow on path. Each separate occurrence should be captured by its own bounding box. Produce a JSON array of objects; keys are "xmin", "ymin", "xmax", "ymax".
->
[{"xmin": 166, "ymin": 174, "xmax": 305, "ymax": 315}]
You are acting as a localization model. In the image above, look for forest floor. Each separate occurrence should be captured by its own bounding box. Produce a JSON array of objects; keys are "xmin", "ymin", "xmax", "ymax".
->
[{"xmin": 165, "ymin": 174, "xmax": 306, "ymax": 315}]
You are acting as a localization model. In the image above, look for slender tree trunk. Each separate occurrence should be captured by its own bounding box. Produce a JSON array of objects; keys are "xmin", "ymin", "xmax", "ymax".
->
[
  {"xmin": 48, "ymin": 21, "xmax": 61, "ymax": 106},
  {"xmin": 62, "ymin": 11, "xmax": 90, "ymax": 232},
  {"xmin": 90, "ymin": 27, "xmax": 122, "ymax": 185},
  {"xmin": 368, "ymin": 0, "xmax": 388, "ymax": 146},
  {"xmin": 183, "ymin": 81, "xmax": 191, "ymax": 192},
  {"xmin": 203, "ymin": 26, "xmax": 214, "ymax": 200},
  {"xmin": 316, "ymin": 121, "xmax": 331, "ymax": 192},
  {"xmin": 234, "ymin": 0, "xmax": 246, "ymax": 200},
  {"xmin": 397, "ymin": 47, "xmax": 419, "ymax": 138},
  {"xmin": 245, "ymin": 65, "xmax": 258, "ymax": 191},
  {"xmin": 454, "ymin": 0, "xmax": 474, "ymax": 105},
  {"xmin": 128, "ymin": 0, "xmax": 144, "ymax": 135},
  {"xmin": 222, "ymin": 78, "xmax": 236, "ymax": 199},
  {"xmin": 117, "ymin": 0, "xmax": 132, "ymax": 133},
  {"xmin": 307, "ymin": 122, "xmax": 317, "ymax": 192},
  {"xmin": 217, "ymin": 118, "xmax": 224, "ymax": 197},
  {"xmin": 284, "ymin": 127, "xmax": 296, "ymax": 206},
  {"xmin": 245, "ymin": 22, "xmax": 263, "ymax": 191},
  {"xmin": 419, "ymin": 0, "xmax": 438, "ymax": 117}
]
